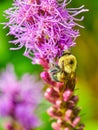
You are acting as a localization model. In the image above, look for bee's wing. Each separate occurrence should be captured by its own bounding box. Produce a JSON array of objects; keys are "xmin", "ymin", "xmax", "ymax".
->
[
  {"xmin": 61, "ymin": 60, "xmax": 65, "ymax": 71},
  {"xmin": 66, "ymin": 72, "xmax": 76, "ymax": 90}
]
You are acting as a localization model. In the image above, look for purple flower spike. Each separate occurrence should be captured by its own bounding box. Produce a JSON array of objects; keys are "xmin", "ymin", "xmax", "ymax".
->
[
  {"xmin": 4, "ymin": 0, "xmax": 88, "ymax": 63},
  {"xmin": 0, "ymin": 64, "xmax": 43, "ymax": 130}
]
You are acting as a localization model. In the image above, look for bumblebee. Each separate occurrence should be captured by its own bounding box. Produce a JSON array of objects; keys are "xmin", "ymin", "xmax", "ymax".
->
[{"xmin": 49, "ymin": 50, "xmax": 77, "ymax": 90}]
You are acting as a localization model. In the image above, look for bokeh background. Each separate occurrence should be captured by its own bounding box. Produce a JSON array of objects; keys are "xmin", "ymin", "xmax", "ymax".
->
[{"xmin": 0, "ymin": 0, "xmax": 98, "ymax": 130}]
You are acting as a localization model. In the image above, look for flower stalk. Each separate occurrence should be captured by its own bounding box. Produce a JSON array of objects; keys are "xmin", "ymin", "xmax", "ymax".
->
[{"xmin": 3, "ymin": 0, "xmax": 88, "ymax": 129}]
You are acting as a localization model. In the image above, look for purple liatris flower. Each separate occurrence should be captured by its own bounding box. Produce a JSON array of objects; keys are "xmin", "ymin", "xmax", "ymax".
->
[
  {"xmin": 0, "ymin": 64, "xmax": 43, "ymax": 130},
  {"xmin": 4, "ymin": 0, "xmax": 88, "ymax": 63}
]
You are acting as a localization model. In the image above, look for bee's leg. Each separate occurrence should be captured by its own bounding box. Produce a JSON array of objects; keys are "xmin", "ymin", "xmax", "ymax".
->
[
  {"xmin": 49, "ymin": 64, "xmax": 61, "ymax": 82},
  {"xmin": 52, "ymin": 73, "xmax": 60, "ymax": 82},
  {"xmin": 49, "ymin": 67, "xmax": 60, "ymax": 74}
]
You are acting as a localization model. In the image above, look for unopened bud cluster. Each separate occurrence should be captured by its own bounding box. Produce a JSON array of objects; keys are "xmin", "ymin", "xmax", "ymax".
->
[{"xmin": 41, "ymin": 71, "xmax": 84, "ymax": 130}]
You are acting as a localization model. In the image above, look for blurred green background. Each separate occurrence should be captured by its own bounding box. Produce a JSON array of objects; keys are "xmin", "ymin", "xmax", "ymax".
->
[{"xmin": 0, "ymin": 0, "xmax": 98, "ymax": 129}]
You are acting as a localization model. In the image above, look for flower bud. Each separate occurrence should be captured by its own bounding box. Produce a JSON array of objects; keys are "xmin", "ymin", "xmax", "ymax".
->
[
  {"xmin": 47, "ymin": 107, "xmax": 62, "ymax": 119},
  {"xmin": 63, "ymin": 89, "xmax": 73, "ymax": 102},
  {"xmin": 72, "ymin": 116, "xmax": 80, "ymax": 127},
  {"xmin": 52, "ymin": 122, "xmax": 61, "ymax": 130},
  {"xmin": 65, "ymin": 109, "xmax": 72, "ymax": 122},
  {"xmin": 55, "ymin": 99, "xmax": 62, "ymax": 107},
  {"xmin": 40, "ymin": 71, "xmax": 55, "ymax": 85},
  {"xmin": 64, "ymin": 127, "xmax": 70, "ymax": 130}
]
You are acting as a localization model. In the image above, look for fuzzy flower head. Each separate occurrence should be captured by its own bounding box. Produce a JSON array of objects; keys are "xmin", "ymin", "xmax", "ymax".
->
[
  {"xmin": 0, "ymin": 64, "xmax": 43, "ymax": 129},
  {"xmin": 4, "ymin": 0, "xmax": 88, "ymax": 63}
]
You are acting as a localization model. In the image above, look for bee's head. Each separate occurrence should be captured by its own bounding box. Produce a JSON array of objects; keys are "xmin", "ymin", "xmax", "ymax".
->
[{"xmin": 62, "ymin": 50, "xmax": 71, "ymax": 56}]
